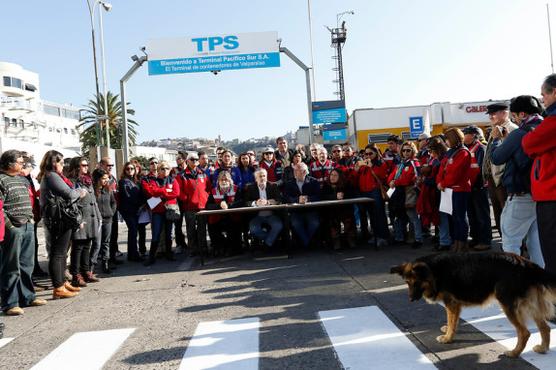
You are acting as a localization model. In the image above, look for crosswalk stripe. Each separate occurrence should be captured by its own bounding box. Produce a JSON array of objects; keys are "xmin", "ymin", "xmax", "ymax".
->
[
  {"xmin": 179, "ymin": 317, "xmax": 259, "ymax": 370},
  {"xmin": 30, "ymin": 328, "xmax": 135, "ymax": 370},
  {"xmin": 319, "ymin": 306, "xmax": 436, "ymax": 370},
  {"xmin": 460, "ymin": 303, "xmax": 556, "ymax": 369},
  {"xmin": 0, "ymin": 337, "xmax": 14, "ymax": 349}
]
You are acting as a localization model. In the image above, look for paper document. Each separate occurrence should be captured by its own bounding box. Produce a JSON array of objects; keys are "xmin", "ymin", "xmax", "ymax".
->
[
  {"xmin": 386, "ymin": 187, "xmax": 396, "ymax": 199},
  {"xmin": 439, "ymin": 188, "xmax": 453, "ymax": 215},
  {"xmin": 147, "ymin": 197, "xmax": 162, "ymax": 209}
]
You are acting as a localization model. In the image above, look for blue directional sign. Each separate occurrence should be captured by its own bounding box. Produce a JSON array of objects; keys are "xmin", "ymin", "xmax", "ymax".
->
[
  {"xmin": 312, "ymin": 100, "xmax": 347, "ymax": 125},
  {"xmin": 409, "ymin": 116, "xmax": 424, "ymax": 138},
  {"xmin": 323, "ymin": 128, "xmax": 347, "ymax": 142}
]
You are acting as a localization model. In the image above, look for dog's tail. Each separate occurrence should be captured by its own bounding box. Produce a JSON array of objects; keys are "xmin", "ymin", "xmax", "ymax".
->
[{"xmin": 534, "ymin": 268, "xmax": 556, "ymax": 320}]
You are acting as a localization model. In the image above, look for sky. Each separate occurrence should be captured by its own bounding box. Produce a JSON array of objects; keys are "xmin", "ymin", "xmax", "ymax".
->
[{"xmin": 2, "ymin": 0, "xmax": 555, "ymax": 142}]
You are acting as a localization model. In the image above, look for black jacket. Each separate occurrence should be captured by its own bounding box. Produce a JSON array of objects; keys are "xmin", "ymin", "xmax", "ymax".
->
[{"xmin": 243, "ymin": 182, "xmax": 282, "ymax": 206}]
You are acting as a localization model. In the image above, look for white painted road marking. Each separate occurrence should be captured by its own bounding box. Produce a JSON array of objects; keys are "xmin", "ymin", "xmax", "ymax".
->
[
  {"xmin": 319, "ymin": 306, "xmax": 436, "ymax": 370},
  {"xmin": 178, "ymin": 317, "xmax": 260, "ymax": 370},
  {"xmin": 0, "ymin": 337, "xmax": 14, "ymax": 349},
  {"xmin": 461, "ymin": 303, "xmax": 556, "ymax": 369},
  {"xmin": 30, "ymin": 328, "xmax": 135, "ymax": 370}
]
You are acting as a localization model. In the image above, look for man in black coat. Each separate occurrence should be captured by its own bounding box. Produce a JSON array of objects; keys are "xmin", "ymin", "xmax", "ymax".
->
[
  {"xmin": 243, "ymin": 168, "xmax": 283, "ymax": 247},
  {"xmin": 283, "ymin": 163, "xmax": 321, "ymax": 247}
]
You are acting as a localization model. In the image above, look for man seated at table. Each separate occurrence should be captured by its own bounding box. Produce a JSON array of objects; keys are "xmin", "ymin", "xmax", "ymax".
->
[
  {"xmin": 244, "ymin": 168, "xmax": 283, "ymax": 247},
  {"xmin": 284, "ymin": 163, "xmax": 321, "ymax": 247}
]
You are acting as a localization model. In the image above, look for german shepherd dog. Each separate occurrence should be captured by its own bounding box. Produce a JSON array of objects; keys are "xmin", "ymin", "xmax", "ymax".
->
[{"xmin": 390, "ymin": 252, "xmax": 556, "ymax": 358}]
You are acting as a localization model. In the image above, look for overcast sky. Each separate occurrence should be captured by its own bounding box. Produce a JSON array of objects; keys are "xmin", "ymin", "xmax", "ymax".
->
[{"xmin": 2, "ymin": 0, "xmax": 554, "ymax": 141}]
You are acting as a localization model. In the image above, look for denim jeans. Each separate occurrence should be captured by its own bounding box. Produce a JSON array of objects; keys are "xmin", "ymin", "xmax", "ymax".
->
[
  {"xmin": 122, "ymin": 212, "xmax": 139, "ymax": 258},
  {"xmin": 249, "ymin": 215, "xmax": 283, "ymax": 247},
  {"xmin": 468, "ymin": 188, "xmax": 492, "ymax": 245},
  {"xmin": 452, "ymin": 192, "xmax": 470, "ymax": 242},
  {"xmin": 406, "ymin": 207, "xmax": 423, "ymax": 242},
  {"xmin": 290, "ymin": 211, "xmax": 320, "ymax": 247},
  {"xmin": 360, "ymin": 190, "xmax": 390, "ymax": 240},
  {"xmin": 46, "ymin": 227, "xmax": 72, "ymax": 288},
  {"xmin": 439, "ymin": 212, "xmax": 453, "ymax": 247},
  {"xmin": 0, "ymin": 223, "xmax": 35, "ymax": 311},
  {"xmin": 91, "ymin": 221, "xmax": 112, "ymax": 264},
  {"xmin": 501, "ymin": 194, "xmax": 544, "ymax": 267}
]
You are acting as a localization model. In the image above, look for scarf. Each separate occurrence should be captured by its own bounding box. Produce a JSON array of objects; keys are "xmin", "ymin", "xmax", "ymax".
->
[{"xmin": 79, "ymin": 173, "xmax": 92, "ymax": 186}]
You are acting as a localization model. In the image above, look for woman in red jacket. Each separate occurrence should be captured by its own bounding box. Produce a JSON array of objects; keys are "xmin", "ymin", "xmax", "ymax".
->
[
  {"xmin": 142, "ymin": 161, "xmax": 180, "ymax": 265},
  {"xmin": 436, "ymin": 128, "xmax": 471, "ymax": 252},
  {"xmin": 388, "ymin": 142, "xmax": 422, "ymax": 248},
  {"xmin": 356, "ymin": 145, "xmax": 390, "ymax": 245}
]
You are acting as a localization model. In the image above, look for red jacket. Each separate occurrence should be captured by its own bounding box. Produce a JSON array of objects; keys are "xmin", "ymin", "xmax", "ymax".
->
[
  {"xmin": 259, "ymin": 159, "xmax": 283, "ymax": 183},
  {"xmin": 176, "ymin": 167, "xmax": 210, "ymax": 211},
  {"xmin": 309, "ymin": 159, "xmax": 338, "ymax": 183},
  {"xmin": 387, "ymin": 159, "xmax": 420, "ymax": 187},
  {"xmin": 141, "ymin": 176, "xmax": 180, "ymax": 214},
  {"xmin": 358, "ymin": 161, "xmax": 388, "ymax": 192},
  {"xmin": 522, "ymin": 114, "xmax": 556, "ymax": 201},
  {"xmin": 206, "ymin": 185, "xmax": 238, "ymax": 224},
  {"xmin": 436, "ymin": 147, "xmax": 471, "ymax": 192}
]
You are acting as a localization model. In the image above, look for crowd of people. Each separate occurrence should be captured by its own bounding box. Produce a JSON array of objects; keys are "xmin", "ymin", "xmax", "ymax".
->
[{"xmin": 2, "ymin": 73, "xmax": 556, "ymax": 324}]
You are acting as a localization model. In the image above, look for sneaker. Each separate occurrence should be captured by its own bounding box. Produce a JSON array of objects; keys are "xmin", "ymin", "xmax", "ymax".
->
[
  {"xmin": 5, "ymin": 307, "xmax": 24, "ymax": 316},
  {"xmin": 29, "ymin": 298, "xmax": 47, "ymax": 307}
]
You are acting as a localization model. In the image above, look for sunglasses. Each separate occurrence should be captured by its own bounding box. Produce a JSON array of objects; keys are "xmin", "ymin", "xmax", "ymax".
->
[
  {"xmin": 364, "ymin": 152, "xmax": 375, "ymax": 156},
  {"xmin": 402, "ymin": 149, "xmax": 413, "ymax": 153},
  {"xmin": 81, "ymin": 164, "xmax": 89, "ymax": 167},
  {"xmin": 332, "ymin": 150, "xmax": 341, "ymax": 153},
  {"xmin": 160, "ymin": 167, "xmax": 170, "ymax": 170},
  {"xmin": 125, "ymin": 167, "xmax": 135, "ymax": 171},
  {"xmin": 106, "ymin": 164, "xmax": 114, "ymax": 167},
  {"xmin": 150, "ymin": 161, "xmax": 158, "ymax": 165}
]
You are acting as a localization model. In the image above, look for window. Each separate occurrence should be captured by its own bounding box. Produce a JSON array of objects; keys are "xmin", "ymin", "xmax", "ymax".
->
[
  {"xmin": 48, "ymin": 127, "xmax": 53, "ymax": 132},
  {"xmin": 19, "ymin": 119, "xmax": 24, "ymax": 128},
  {"xmin": 63, "ymin": 128, "xmax": 68, "ymax": 134},
  {"xmin": 71, "ymin": 129, "xmax": 76, "ymax": 135},
  {"xmin": 11, "ymin": 118, "xmax": 17, "ymax": 127},
  {"xmin": 43, "ymin": 104, "xmax": 60, "ymax": 116},
  {"xmin": 2, "ymin": 76, "xmax": 23, "ymax": 89}
]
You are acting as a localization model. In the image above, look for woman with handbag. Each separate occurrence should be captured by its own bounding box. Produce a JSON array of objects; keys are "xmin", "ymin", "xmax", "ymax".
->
[
  {"xmin": 68, "ymin": 157, "xmax": 101, "ymax": 287},
  {"xmin": 388, "ymin": 141, "xmax": 423, "ymax": 248},
  {"xmin": 436, "ymin": 128, "xmax": 472, "ymax": 252},
  {"xmin": 38, "ymin": 150, "xmax": 87, "ymax": 299},
  {"xmin": 92, "ymin": 169, "xmax": 117, "ymax": 274},
  {"xmin": 356, "ymin": 145, "xmax": 390, "ymax": 246},
  {"xmin": 142, "ymin": 161, "xmax": 180, "ymax": 266},
  {"xmin": 118, "ymin": 162, "xmax": 145, "ymax": 262}
]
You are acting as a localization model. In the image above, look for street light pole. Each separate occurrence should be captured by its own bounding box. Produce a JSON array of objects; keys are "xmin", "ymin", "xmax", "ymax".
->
[
  {"xmin": 98, "ymin": 1, "xmax": 112, "ymax": 153},
  {"xmin": 85, "ymin": 0, "xmax": 101, "ymax": 147}
]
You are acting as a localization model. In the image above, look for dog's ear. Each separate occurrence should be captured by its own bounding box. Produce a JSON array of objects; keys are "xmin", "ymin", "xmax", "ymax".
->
[
  {"xmin": 390, "ymin": 263, "xmax": 408, "ymax": 276},
  {"xmin": 412, "ymin": 262, "xmax": 431, "ymax": 280}
]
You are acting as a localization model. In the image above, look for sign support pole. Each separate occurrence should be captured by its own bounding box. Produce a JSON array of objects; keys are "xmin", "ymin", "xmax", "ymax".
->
[
  {"xmin": 120, "ymin": 55, "xmax": 147, "ymax": 163},
  {"xmin": 280, "ymin": 46, "xmax": 314, "ymax": 145}
]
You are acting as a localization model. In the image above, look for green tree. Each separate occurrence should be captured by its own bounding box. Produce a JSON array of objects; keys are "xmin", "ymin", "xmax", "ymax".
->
[{"xmin": 78, "ymin": 91, "xmax": 138, "ymax": 153}]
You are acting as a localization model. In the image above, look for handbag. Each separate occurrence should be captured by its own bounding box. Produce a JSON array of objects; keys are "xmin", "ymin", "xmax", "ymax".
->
[
  {"xmin": 405, "ymin": 186, "xmax": 419, "ymax": 208},
  {"xmin": 165, "ymin": 203, "xmax": 181, "ymax": 221},
  {"xmin": 43, "ymin": 197, "xmax": 82, "ymax": 233},
  {"xmin": 368, "ymin": 166, "xmax": 388, "ymax": 200}
]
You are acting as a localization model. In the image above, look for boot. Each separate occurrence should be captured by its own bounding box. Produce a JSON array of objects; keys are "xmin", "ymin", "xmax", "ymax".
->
[
  {"xmin": 101, "ymin": 260, "xmax": 112, "ymax": 274},
  {"xmin": 84, "ymin": 271, "xmax": 100, "ymax": 283},
  {"xmin": 53, "ymin": 285, "xmax": 78, "ymax": 299},
  {"xmin": 450, "ymin": 241, "xmax": 460, "ymax": 252},
  {"xmin": 64, "ymin": 281, "xmax": 81, "ymax": 292},
  {"xmin": 144, "ymin": 241, "xmax": 158, "ymax": 266},
  {"xmin": 71, "ymin": 274, "xmax": 87, "ymax": 288},
  {"xmin": 459, "ymin": 240, "xmax": 469, "ymax": 253}
]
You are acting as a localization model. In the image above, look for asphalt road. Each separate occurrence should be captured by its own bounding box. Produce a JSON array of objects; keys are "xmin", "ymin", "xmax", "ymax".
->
[{"xmin": 0, "ymin": 224, "xmax": 553, "ymax": 370}]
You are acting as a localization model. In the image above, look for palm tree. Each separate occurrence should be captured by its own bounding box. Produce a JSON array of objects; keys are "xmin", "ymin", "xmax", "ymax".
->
[{"xmin": 78, "ymin": 91, "xmax": 138, "ymax": 153}]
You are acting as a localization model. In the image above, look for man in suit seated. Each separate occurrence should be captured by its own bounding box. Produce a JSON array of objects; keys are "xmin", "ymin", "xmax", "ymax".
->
[
  {"xmin": 244, "ymin": 168, "xmax": 283, "ymax": 247},
  {"xmin": 284, "ymin": 163, "xmax": 321, "ymax": 247}
]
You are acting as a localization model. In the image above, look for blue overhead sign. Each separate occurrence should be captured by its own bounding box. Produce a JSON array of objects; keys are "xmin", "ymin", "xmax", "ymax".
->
[
  {"xmin": 312, "ymin": 100, "xmax": 347, "ymax": 124},
  {"xmin": 323, "ymin": 128, "xmax": 347, "ymax": 142},
  {"xmin": 409, "ymin": 116, "xmax": 424, "ymax": 138},
  {"xmin": 147, "ymin": 32, "xmax": 280, "ymax": 75}
]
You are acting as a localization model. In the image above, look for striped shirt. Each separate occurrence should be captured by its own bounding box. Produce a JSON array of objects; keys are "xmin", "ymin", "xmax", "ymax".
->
[{"xmin": 0, "ymin": 173, "xmax": 33, "ymax": 227}]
